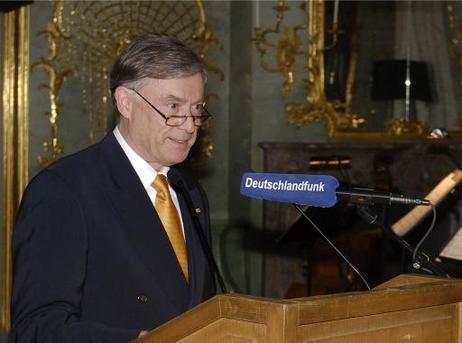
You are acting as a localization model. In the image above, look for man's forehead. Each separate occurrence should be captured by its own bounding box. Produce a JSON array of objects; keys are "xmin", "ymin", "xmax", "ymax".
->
[{"xmin": 143, "ymin": 75, "xmax": 205, "ymax": 99}]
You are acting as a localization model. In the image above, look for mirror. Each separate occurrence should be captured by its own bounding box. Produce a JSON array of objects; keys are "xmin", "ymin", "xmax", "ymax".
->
[{"xmin": 254, "ymin": 1, "xmax": 462, "ymax": 140}]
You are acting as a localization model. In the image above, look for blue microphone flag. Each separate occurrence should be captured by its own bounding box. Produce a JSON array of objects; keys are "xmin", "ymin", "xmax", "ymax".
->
[{"xmin": 240, "ymin": 173, "xmax": 339, "ymax": 208}]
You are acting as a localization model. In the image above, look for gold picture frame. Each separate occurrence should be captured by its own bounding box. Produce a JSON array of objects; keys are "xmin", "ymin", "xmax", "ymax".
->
[{"xmin": 1, "ymin": 5, "xmax": 30, "ymax": 332}]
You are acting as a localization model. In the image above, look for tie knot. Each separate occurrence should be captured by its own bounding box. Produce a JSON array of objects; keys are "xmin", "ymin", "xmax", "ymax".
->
[{"xmin": 152, "ymin": 174, "xmax": 170, "ymax": 198}]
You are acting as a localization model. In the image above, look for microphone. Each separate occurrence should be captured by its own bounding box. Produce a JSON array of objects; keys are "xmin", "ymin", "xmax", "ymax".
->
[
  {"xmin": 168, "ymin": 169, "xmax": 228, "ymax": 294},
  {"xmin": 240, "ymin": 173, "xmax": 430, "ymax": 207},
  {"xmin": 240, "ymin": 172, "xmax": 339, "ymax": 208}
]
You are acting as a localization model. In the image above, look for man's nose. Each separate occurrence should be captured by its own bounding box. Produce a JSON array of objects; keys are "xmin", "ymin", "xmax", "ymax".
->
[{"xmin": 181, "ymin": 115, "xmax": 197, "ymax": 133}]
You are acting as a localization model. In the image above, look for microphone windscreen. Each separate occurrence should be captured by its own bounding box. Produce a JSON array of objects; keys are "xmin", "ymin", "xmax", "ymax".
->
[{"xmin": 240, "ymin": 173, "xmax": 339, "ymax": 208}]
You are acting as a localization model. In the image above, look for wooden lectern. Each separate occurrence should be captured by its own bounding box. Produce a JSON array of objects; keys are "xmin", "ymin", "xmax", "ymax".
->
[{"xmin": 134, "ymin": 274, "xmax": 462, "ymax": 342}]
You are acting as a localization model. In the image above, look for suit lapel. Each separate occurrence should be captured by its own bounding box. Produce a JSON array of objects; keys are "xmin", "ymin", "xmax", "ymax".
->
[{"xmin": 99, "ymin": 133, "xmax": 189, "ymax": 311}]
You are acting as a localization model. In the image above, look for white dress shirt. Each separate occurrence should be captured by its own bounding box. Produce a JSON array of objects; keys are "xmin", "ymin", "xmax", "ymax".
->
[{"xmin": 113, "ymin": 126, "xmax": 185, "ymax": 236}]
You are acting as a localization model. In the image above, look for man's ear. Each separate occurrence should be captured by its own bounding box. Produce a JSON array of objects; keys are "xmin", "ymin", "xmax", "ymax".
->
[{"xmin": 113, "ymin": 86, "xmax": 133, "ymax": 119}]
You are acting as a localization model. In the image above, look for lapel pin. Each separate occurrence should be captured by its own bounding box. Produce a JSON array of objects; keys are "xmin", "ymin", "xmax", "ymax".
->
[{"xmin": 195, "ymin": 208, "xmax": 201, "ymax": 214}]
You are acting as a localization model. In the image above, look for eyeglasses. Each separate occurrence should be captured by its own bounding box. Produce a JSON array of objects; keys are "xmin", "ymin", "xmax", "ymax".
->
[{"xmin": 129, "ymin": 88, "xmax": 212, "ymax": 127}]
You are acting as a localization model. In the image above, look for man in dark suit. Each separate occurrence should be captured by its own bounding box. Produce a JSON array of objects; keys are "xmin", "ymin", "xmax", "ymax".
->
[{"xmin": 10, "ymin": 33, "xmax": 215, "ymax": 342}]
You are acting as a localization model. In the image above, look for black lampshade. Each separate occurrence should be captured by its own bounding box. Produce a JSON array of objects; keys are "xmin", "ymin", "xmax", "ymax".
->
[{"xmin": 371, "ymin": 60, "xmax": 432, "ymax": 102}]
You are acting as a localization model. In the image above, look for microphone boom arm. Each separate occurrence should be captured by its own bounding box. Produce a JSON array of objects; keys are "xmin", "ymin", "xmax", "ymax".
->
[{"xmin": 337, "ymin": 188, "xmax": 431, "ymax": 206}]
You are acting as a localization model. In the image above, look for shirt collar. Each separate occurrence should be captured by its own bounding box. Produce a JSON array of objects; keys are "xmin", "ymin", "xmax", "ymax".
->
[{"xmin": 113, "ymin": 126, "xmax": 169, "ymax": 189}]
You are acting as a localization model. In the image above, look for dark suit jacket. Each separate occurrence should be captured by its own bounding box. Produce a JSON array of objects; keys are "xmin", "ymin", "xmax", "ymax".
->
[{"xmin": 10, "ymin": 132, "xmax": 214, "ymax": 342}]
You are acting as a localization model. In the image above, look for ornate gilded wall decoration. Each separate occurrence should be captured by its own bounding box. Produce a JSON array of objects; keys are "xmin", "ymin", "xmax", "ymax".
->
[
  {"xmin": 32, "ymin": 1, "xmax": 77, "ymax": 167},
  {"xmin": 34, "ymin": 0, "xmax": 221, "ymax": 167},
  {"xmin": 254, "ymin": 0, "xmax": 365, "ymax": 136}
]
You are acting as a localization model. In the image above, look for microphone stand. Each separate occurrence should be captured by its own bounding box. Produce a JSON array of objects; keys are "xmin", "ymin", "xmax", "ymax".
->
[
  {"xmin": 293, "ymin": 203, "xmax": 371, "ymax": 291},
  {"xmin": 356, "ymin": 205, "xmax": 450, "ymax": 278},
  {"xmin": 171, "ymin": 182, "xmax": 228, "ymax": 294}
]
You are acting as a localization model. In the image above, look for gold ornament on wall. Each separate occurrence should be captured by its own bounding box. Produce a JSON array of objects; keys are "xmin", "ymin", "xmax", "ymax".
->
[
  {"xmin": 33, "ymin": 0, "xmax": 221, "ymax": 168},
  {"xmin": 384, "ymin": 118, "xmax": 429, "ymax": 136},
  {"xmin": 253, "ymin": 0, "xmax": 366, "ymax": 137},
  {"xmin": 32, "ymin": 0, "xmax": 77, "ymax": 167}
]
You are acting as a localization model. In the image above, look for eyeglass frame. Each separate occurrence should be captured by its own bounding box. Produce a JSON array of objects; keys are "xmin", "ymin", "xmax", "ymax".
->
[{"xmin": 128, "ymin": 87, "xmax": 212, "ymax": 127}]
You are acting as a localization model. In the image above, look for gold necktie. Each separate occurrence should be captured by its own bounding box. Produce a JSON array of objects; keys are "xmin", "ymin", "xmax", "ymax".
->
[{"xmin": 152, "ymin": 174, "xmax": 188, "ymax": 281}]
